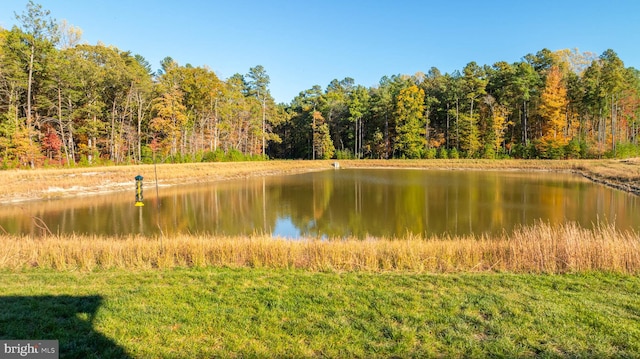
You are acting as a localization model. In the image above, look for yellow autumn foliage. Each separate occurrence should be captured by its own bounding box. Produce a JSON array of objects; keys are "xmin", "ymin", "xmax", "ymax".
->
[{"xmin": 539, "ymin": 66, "xmax": 569, "ymax": 145}]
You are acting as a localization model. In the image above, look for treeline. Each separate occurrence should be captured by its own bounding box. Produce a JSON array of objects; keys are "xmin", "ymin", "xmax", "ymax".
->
[
  {"xmin": 1, "ymin": 2, "xmax": 282, "ymax": 168},
  {"xmin": 279, "ymin": 49, "xmax": 640, "ymax": 160},
  {"xmin": 1, "ymin": 2, "xmax": 639, "ymax": 168}
]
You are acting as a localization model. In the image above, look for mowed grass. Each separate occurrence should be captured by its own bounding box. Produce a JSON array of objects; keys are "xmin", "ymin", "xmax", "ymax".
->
[{"xmin": 1, "ymin": 268, "xmax": 639, "ymax": 358}]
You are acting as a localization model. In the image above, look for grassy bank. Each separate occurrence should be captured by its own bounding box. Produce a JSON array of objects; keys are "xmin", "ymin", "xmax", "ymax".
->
[
  {"xmin": 1, "ymin": 268, "xmax": 638, "ymax": 358},
  {"xmin": 343, "ymin": 158, "xmax": 640, "ymax": 195},
  {"xmin": 1, "ymin": 158, "xmax": 639, "ymax": 203},
  {"xmin": 1, "ymin": 222, "xmax": 638, "ymax": 274},
  {"xmin": 0, "ymin": 160, "xmax": 332, "ymax": 203}
]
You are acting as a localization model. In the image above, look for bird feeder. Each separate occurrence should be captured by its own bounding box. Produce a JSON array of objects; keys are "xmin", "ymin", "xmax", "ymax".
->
[{"xmin": 135, "ymin": 175, "xmax": 144, "ymax": 206}]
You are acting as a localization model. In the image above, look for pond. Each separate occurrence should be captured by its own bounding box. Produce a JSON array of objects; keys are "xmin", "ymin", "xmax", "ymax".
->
[{"xmin": 1, "ymin": 169, "xmax": 638, "ymax": 238}]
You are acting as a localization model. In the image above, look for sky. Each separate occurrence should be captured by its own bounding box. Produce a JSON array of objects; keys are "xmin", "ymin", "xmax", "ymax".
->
[{"xmin": 1, "ymin": 0, "xmax": 640, "ymax": 103}]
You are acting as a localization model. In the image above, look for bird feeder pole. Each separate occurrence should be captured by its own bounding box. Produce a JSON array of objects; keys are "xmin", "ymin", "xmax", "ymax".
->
[{"xmin": 135, "ymin": 175, "xmax": 144, "ymax": 207}]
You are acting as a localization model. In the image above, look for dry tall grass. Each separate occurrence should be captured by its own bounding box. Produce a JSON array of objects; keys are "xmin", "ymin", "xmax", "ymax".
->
[{"xmin": 1, "ymin": 221, "xmax": 638, "ymax": 274}]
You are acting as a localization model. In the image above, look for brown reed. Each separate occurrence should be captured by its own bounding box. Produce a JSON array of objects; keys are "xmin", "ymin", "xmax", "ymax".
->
[{"xmin": 1, "ymin": 221, "xmax": 638, "ymax": 274}]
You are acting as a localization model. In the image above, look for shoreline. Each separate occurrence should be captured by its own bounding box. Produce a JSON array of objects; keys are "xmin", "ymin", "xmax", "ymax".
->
[
  {"xmin": 1, "ymin": 159, "xmax": 639, "ymax": 204},
  {"xmin": 1, "ymin": 159, "xmax": 639, "ymax": 275}
]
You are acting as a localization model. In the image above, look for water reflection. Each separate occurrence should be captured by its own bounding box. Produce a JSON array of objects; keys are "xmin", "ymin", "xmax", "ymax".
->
[{"xmin": 0, "ymin": 169, "xmax": 638, "ymax": 238}]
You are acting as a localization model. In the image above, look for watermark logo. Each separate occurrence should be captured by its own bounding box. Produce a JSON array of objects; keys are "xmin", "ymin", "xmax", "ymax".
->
[{"xmin": 0, "ymin": 341, "xmax": 58, "ymax": 359}]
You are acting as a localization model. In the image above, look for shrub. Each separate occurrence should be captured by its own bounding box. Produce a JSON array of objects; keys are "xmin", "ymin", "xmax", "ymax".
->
[
  {"xmin": 202, "ymin": 149, "xmax": 225, "ymax": 162},
  {"xmin": 227, "ymin": 149, "xmax": 245, "ymax": 162},
  {"xmin": 482, "ymin": 144, "xmax": 495, "ymax": 159},
  {"xmin": 607, "ymin": 142, "xmax": 640, "ymax": 159},
  {"xmin": 335, "ymin": 149, "xmax": 354, "ymax": 160},
  {"xmin": 424, "ymin": 148, "xmax": 437, "ymax": 159},
  {"xmin": 140, "ymin": 145, "xmax": 155, "ymax": 164},
  {"xmin": 565, "ymin": 139, "xmax": 581, "ymax": 159},
  {"xmin": 437, "ymin": 147, "xmax": 448, "ymax": 159}
]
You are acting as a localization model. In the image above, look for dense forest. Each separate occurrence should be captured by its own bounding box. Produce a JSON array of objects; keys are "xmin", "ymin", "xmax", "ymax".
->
[{"xmin": 1, "ymin": 2, "xmax": 640, "ymax": 168}]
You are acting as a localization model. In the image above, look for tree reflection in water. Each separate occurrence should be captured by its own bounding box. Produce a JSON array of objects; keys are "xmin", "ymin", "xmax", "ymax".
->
[{"xmin": 0, "ymin": 169, "xmax": 637, "ymax": 238}]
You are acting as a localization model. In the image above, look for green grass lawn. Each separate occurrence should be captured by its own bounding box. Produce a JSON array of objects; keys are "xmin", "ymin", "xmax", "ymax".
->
[{"xmin": 1, "ymin": 268, "xmax": 639, "ymax": 358}]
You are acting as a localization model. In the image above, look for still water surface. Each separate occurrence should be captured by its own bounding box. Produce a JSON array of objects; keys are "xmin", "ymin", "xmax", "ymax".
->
[{"xmin": 1, "ymin": 169, "xmax": 638, "ymax": 238}]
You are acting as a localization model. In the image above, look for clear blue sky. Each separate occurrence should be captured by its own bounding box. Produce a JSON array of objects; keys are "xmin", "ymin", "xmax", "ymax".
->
[{"xmin": 2, "ymin": 0, "xmax": 639, "ymax": 103}]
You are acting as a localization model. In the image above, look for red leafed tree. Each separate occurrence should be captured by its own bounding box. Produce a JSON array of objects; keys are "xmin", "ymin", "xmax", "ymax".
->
[{"xmin": 42, "ymin": 125, "xmax": 63, "ymax": 161}]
